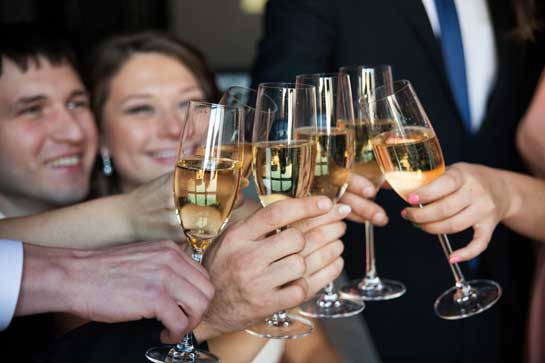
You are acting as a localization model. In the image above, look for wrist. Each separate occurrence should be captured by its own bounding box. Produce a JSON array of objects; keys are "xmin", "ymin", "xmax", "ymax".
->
[
  {"xmin": 114, "ymin": 193, "xmax": 139, "ymax": 242},
  {"xmin": 501, "ymin": 170, "xmax": 523, "ymax": 221},
  {"xmin": 15, "ymin": 244, "xmax": 74, "ymax": 317}
]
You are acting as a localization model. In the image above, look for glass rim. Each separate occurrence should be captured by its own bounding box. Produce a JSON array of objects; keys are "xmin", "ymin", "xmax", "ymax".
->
[
  {"xmin": 258, "ymin": 82, "xmax": 316, "ymax": 90},
  {"xmin": 295, "ymin": 72, "xmax": 347, "ymax": 80},
  {"xmin": 222, "ymin": 86, "xmax": 278, "ymax": 114},
  {"xmin": 366, "ymin": 79, "xmax": 412, "ymax": 104},
  {"xmin": 339, "ymin": 64, "xmax": 392, "ymax": 72}
]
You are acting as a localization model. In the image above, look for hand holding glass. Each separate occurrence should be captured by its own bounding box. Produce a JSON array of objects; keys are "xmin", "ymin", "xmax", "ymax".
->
[
  {"xmin": 366, "ymin": 80, "xmax": 501, "ymax": 319},
  {"xmin": 146, "ymin": 101, "xmax": 244, "ymax": 363},
  {"xmin": 246, "ymin": 82, "xmax": 317, "ymax": 339},
  {"xmin": 339, "ymin": 64, "xmax": 406, "ymax": 301},
  {"xmin": 295, "ymin": 72, "xmax": 365, "ymax": 318}
]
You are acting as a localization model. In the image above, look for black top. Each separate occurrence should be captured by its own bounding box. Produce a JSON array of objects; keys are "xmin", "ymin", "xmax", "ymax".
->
[{"xmin": 252, "ymin": 1, "xmax": 544, "ymax": 362}]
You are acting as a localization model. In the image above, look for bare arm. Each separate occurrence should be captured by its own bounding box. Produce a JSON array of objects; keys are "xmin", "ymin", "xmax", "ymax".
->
[
  {"xmin": 500, "ymin": 169, "xmax": 545, "ymax": 242},
  {"xmin": 0, "ymin": 172, "xmax": 184, "ymax": 248},
  {"xmin": 517, "ymin": 67, "xmax": 545, "ymax": 178}
]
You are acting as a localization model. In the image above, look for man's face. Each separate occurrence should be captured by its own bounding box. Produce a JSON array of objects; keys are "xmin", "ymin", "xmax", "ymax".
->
[{"xmin": 0, "ymin": 57, "xmax": 98, "ymax": 209}]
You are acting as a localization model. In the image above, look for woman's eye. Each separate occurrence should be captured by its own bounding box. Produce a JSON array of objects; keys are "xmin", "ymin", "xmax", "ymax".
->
[
  {"xmin": 125, "ymin": 105, "xmax": 154, "ymax": 115},
  {"xmin": 178, "ymin": 100, "xmax": 191, "ymax": 110}
]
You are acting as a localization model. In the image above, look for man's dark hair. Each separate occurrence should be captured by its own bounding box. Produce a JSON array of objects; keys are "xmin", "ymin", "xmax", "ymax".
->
[{"xmin": 0, "ymin": 23, "xmax": 78, "ymax": 77}]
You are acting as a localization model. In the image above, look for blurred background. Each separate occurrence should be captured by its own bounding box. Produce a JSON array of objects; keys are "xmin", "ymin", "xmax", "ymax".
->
[{"xmin": 0, "ymin": 0, "xmax": 264, "ymax": 90}]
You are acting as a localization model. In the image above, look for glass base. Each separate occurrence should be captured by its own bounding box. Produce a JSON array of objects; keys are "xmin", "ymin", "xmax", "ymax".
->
[
  {"xmin": 434, "ymin": 279, "xmax": 502, "ymax": 320},
  {"xmin": 145, "ymin": 346, "xmax": 220, "ymax": 363},
  {"xmin": 298, "ymin": 293, "xmax": 364, "ymax": 318},
  {"xmin": 245, "ymin": 313, "xmax": 314, "ymax": 339},
  {"xmin": 340, "ymin": 277, "xmax": 406, "ymax": 301}
]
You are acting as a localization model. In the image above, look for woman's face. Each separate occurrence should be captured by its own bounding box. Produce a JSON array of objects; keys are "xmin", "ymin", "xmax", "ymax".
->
[{"xmin": 102, "ymin": 53, "xmax": 205, "ymax": 192}]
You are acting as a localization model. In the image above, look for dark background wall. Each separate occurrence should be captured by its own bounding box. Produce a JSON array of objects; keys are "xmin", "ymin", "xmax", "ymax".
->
[
  {"xmin": 0, "ymin": 0, "xmax": 263, "ymax": 72},
  {"xmin": 0, "ymin": 0, "xmax": 264, "ymax": 88}
]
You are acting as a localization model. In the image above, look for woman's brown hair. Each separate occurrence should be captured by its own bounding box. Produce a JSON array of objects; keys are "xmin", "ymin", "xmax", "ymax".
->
[
  {"xmin": 87, "ymin": 31, "xmax": 220, "ymax": 196},
  {"xmin": 513, "ymin": 0, "xmax": 543, "ymax": 42}
]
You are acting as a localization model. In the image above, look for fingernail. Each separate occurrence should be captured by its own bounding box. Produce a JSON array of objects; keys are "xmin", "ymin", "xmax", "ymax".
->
[
  {"xmin": 338, "ymin": 204, "xmax": 351, "ymax": 215},
  {"xmin": 408, "ymin": 194, "xmax": 420, "ymax": 205},
  {"xmin": 317, "ymin": 198, "xmax": 333, "ymax": 210},
  {"xmin": 373, "ymin": 212, "xmax": 386, "ymax": 224},
  {"xmin": 401, "ymin": 209, "xmax": 407, "ymax": 219},
  {"xmin": 363, "ymin": 186, "xmax": 375, "ymax": 197},
  {"xmin": 449, "ymin": 256, "xmax": 461, "ymax": 264}
]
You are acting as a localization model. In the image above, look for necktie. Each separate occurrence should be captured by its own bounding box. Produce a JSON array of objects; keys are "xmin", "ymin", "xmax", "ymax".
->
[
  {"xmin": 434, "ymin": 0, "xmax": 479, "ymax": 270},
  {"xmin": 434, "ymin": 0, "xmax": 472, "ymax": 132}
]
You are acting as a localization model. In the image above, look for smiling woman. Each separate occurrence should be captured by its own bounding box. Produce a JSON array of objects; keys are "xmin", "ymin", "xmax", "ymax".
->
[{"xmin": 86, "ymin": 31, "xmax": 220, "ymax": 196}]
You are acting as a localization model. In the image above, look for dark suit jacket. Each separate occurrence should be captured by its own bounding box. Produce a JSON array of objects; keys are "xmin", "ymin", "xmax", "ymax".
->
[{"xmin": 252, "ymin": 1, "xmax": 545, "ymax": 362}]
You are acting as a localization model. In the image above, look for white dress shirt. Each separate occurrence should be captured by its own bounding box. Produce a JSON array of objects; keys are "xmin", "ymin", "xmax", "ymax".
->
[
  {"xmin": 0, "ymin": 209, "xmax": 23, "ymax": 331},
  {"xmin": 421, "ymin": 0, "xmax": 497, "ymax": 132}
]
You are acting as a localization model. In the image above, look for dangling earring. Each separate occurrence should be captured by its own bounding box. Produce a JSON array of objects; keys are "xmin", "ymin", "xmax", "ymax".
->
[{"xmin": 101, "ymin": 148, "xmax": 113, "ymax": 176}]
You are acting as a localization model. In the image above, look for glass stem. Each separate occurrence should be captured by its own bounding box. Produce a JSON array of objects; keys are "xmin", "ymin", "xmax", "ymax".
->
[
  {"xmin": 323, "ymin": 282, "xmax": 336, "ymax": 297},
  {"xmin": 437, "ymin": 233, "xmax": 471, "ymax": 293},
  {"xmin": 168, "ymin": 247, "xmax": 205, "ymax": 362},
  {"xmin": 415, "ymin": 203, "xmax": 471, "ymax": 295},
  {"xmin": 268, "ymin": 310, "xmax": 292, "ymax": 327},
  {"xmin": 364, "ymin": 220, "xmax": 377, "ymax": 280}
]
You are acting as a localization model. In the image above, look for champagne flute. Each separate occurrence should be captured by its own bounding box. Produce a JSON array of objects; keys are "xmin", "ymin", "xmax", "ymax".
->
[
  {"xmin": 146, "ymin": 101, "xmax": 244, "ymax": 363},
  {"xmin": 295, "ymin": 73, "xmax": 365, "ymax": 318},
  {"xmin": 339, "ymin": 65, "xmax": 406, "ymax": 301},
  {"xmin": 367, "ymin": 80, "xmax": 501, "ymax": 319},
  {"xmin": 245, "ymin": 82, "xmax": 317, "ymax": 339},
  {"xmin": 219, "ymin": 86, "xmax": 277, "ymax": 179}
]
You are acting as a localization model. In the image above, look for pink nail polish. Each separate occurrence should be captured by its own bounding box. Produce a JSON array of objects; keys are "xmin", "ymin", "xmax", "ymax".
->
[
  {"xmin": 408, "ymin": 194, "xmax": 420, "ymax": 204},
  {"xmin": 449, "ymin": 256, "xmax": 461, "ymax": 264},
  {"xmin": 401, "ymin": 209, "xmax": 407, "ymax": 219}
]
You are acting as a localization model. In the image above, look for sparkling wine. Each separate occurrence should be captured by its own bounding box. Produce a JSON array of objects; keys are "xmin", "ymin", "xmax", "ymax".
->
[
  {"xmin": 295, "ymin": 126, "xmax": 354, "ymax": 200},
  {"xmin": 351, "ymin": 120, "xmax": 386, "ymax": 189},
  {"xmin": 252, "ymin": 140, "xmax": 316, "ymax": 207},
  {"xmin": 174, "ymin": 157, "xmax": 241, "ymax": 250},
  {"xmin": 197, "ymin": 143, "xmax": 252, "ymax": 178},
  {"xmin": 373, "ymin": 126, "xmax": 445, "ymax": 201}
]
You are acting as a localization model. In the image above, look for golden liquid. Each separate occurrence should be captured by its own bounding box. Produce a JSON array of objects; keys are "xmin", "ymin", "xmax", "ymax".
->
[
  {"xmin": 351, "ymin": 120, "xmax": 386, "ymax": 189},
  {"xmin": 196, "ymin": 143, "xmax": 252, "ymax": 178},
  {"xmin": 174, "ymin": 157, "xmax": 242, "ymax": 251},
  {"xmin": 295, "ymin": 126, "xmax": 354, "ymax": 200},
  {"xmin": 252, "ymin": 140, "xmax": 316, "ymax": 207},
  {"xmin": 373, "ymin": 126, "xmax": 445, "ymax": 201}
]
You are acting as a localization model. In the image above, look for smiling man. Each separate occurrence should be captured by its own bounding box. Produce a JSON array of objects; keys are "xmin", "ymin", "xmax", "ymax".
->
[{"xmin": 0, "ymin": 37, "xmax": 97, "ymax": 217}]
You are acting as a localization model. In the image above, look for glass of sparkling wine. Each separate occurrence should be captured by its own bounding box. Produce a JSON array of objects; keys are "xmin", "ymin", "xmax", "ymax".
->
[
  {"xmin": 146, "ymin": 101, "xmax": 244, "ymax": 363},
  {"xmin": 245, "ymin": 82, "xmax": 318, "ymax": 339},
  {"xmin": 219, "ymin": 86, "xmax": 277, "ymax": 179},
  {"xmin": 295, "ymin": 73, "xmax": 365, "ymax": 318},
  {"xmin": 339, "ymin": 65, "xmax": 407, "ymax": 301},
  {"xmin": 367, "ymin": 80, "xmax": 502, "ymax": 319}
]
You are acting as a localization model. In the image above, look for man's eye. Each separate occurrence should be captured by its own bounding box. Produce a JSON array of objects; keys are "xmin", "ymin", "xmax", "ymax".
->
[
  {"xmin": 67, "ymin": 100, "xmax": 90, "ymax": 110},
  {"xmin": 19, "ymin": 104, "xmax": 44, "ymax": 116}
]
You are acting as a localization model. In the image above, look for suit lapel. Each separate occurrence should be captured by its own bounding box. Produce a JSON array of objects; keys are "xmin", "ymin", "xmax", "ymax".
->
[
  {"xmin": 389, "ymin": 0, "xmax": 465, "ymax": 131},
  {"xmin": 390, "ymin": 0, "xmax": 443, "ymax": 73}
]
